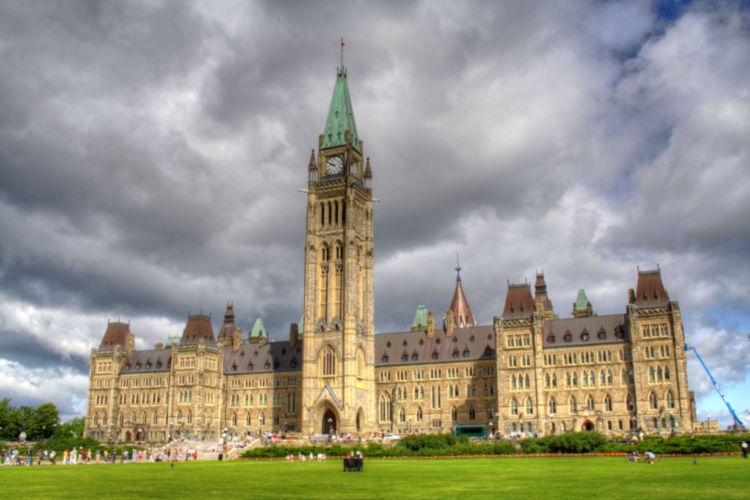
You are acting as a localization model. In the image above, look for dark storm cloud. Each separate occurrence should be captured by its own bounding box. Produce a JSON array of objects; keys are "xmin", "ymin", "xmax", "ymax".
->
[{"xmin": 0, "ymin": 0, "xmax": 748, "ymax": 421}]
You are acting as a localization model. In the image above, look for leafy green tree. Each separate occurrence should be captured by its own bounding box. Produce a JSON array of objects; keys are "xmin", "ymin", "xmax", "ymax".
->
[
  {"xmin": 0, "ymin": 398, "xmax": 14, "ymax": 439},
  {"xmin": 32, "ymin": 403, "xmax": 60, "ymax": 439},
  {"xmin": 55, "ymin": 417, "xmax": 84, "ymax": 440}
]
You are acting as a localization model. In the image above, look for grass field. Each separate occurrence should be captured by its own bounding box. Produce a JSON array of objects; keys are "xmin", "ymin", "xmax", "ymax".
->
[{"xmin": 0, "ymin": 456, "xmax": 747, "ymax": 499}]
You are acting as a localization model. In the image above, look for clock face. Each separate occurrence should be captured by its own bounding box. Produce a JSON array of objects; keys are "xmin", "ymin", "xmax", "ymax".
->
[{"xmin": 326, "ymin": 156, "xmax": 343, "ymax": 175}]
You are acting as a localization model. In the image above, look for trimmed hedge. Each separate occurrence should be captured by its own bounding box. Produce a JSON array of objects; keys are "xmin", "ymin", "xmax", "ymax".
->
[
  {"xmin": 242, "ymin": 434, "xmax": 519, "ymax": 459},
  {"xmin": 242, "ymin": 432, "xmax": 750, "ymax": 459}
]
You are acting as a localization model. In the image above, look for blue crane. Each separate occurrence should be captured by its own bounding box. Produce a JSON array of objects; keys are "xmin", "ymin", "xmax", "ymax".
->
[{"xmin": 684, "ymin": 344, "xmax": 746, "ymax": 430}]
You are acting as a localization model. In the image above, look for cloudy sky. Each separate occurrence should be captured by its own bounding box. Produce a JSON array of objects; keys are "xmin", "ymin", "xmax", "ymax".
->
[{"xmin": 0, "ymin": 0, "xmax": 748, "ymax": 424}]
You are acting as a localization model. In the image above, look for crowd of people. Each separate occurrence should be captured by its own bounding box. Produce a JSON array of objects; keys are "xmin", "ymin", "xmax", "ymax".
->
[{"xmin": 0, "ymin": 446, "xmax": 203, "ymax": 466}]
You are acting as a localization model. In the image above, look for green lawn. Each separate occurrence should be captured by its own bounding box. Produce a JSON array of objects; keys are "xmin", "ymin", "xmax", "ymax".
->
[{"xmin": 0, "ymin": 456, "xmax": 746, "ymax": 499}]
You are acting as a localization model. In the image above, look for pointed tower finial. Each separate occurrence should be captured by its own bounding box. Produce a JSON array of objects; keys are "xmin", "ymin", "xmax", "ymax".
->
[
  {"xmin": 340, "ymin": 37, "xmax": 346, "ymax": 71},
  {"xmin": 455, "ymin": 252, "xmax": 462, "ymax": 282}
]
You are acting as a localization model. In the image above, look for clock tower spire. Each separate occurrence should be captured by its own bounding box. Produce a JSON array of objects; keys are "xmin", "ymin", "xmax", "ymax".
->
[{"xmin": 301, "ymin": 66, "xmax": 375, "ymax": 436}]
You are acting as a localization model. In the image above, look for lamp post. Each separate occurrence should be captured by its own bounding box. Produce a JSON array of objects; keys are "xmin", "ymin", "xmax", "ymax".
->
[
  {"xmin": 327, "ymin": 417, "xmax": 334, "ymax": 439},
  {"xmin": 489, "ymin": 420, "xmax": 494, "ymax": 440}
]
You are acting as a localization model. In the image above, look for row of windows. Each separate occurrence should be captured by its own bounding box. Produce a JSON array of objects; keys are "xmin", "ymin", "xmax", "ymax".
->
[
  {"xmin": 120, "ymin": 376, "xmax": 166, "ymax": 388},
  {"xmin": 94, "ymin": 394, "xmax": 108, "ymax": 406},
  {"xmin": 506, "ymin": 334, "xmax": 531, "ymax": 348},
  {"xmin": 118, "ymin": 391, "xmax": 165, "ymax": 406},
  {"xmin": 508, "ymin": 354, "xmax": 532, "ymax": 367},
  {"xmin": 642, "ymin": 323, "xmax": 670, "ymax": 338},
  {"xmin": 382, "ymin": 403, "xmax": 496, "ymax": 424},
  {"xmin": 178, "ymin": 356, "xmax": 196, "ymax": 369},
  {"xmin": 648, "ymin": 365, "xmax": 672, "ymax": 384},
  {"xmin": 378, "ymin": 365, "xmax": 494, "ymax": 380},
  {"xmin": 644, "ymin": 345, "xmax": 671, "ymax": 359},
  {"xmin": 389, "ymin": 383, "xmax": 496, "ymax": 402}
]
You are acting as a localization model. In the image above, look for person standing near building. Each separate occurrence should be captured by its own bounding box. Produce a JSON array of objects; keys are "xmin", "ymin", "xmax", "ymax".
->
[{"xmin": 741, "ymin": 441, "xmax": 748, "ymax": 459}]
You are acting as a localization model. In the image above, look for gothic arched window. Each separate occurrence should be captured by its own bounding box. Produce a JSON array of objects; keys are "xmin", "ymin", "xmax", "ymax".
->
[{"xmin": 321, "ymin": 345, "xmax": 336, "ymax": 377}]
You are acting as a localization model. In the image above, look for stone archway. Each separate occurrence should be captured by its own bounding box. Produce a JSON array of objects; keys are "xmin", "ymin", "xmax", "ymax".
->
[
  {"xmin": 322, "ymin": 408, "xmax": 337, "ymax": 435},
  {"xmin": 125, "ymin": 430, "xmax": 133, "ymax": 442},
  {"xmin": 582, "ymin": 420, "xmax": 595, "ymax": 431}
]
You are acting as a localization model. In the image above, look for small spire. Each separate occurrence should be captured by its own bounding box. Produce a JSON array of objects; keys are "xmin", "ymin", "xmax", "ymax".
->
[
  {"xmin": 364, "ymin": 157, "xmax": 372, "ymax": 178},
  {"xmin": 455, "ymin": 252, "xmax": 462, "ymax": 282},
  {"xmin": 308, "ymin": 149, "xmax": 316, "ymax": 170}
]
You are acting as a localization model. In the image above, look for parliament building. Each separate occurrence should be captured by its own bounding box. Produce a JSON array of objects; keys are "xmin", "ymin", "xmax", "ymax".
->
[{"xmin": 84, "ymin": 65, "xmax": 696, "ymax": 444}]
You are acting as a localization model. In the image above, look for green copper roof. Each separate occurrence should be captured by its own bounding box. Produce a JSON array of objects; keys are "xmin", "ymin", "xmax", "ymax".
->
[
  {"xmin": 574, "ymin": 289, "xmax": 590, "ymax": 311},
  {"xmin": 250, "ymin": 318, "xmax": 268, "ymax": 338},
  {"xmin": 412, "ymin": 305, "xmax": 429, "ymax": 328},
  {"xmin": 165, "ymin": 335, "xmax": 181, "ymax": 346},
  {"xmin": 322, "ymin": 69, "xmax": 360, "ymax": 152}
]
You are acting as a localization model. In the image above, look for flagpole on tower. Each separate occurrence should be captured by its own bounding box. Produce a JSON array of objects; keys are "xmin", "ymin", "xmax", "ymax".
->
[{"xmin": 340, "ymin": 37, "xmax": 346, "ymax": 70}]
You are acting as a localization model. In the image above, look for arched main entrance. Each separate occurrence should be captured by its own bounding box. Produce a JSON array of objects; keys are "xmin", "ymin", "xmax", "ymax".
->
[
  {"xmin": 582, "ymin": 420, "xmax": 595, "ymax": 431},
  {"xmin": 322, "ymin": 409, "xmax": 337, "ymax": 435}
]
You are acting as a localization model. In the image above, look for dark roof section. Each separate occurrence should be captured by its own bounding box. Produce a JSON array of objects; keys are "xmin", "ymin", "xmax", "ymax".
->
[
  {"xmin": 223, "ymin": 341, "xmax": 302, "ymax": 374},
  {"xmin": 120, "ymin": 349, "xmax": 171, "ymax": 373},
  {"xmin": 375, "ymin": 325, "xmax": 495, "ymax": 366},
  {"xmin": 217, "ymin": 304, "xmax": 237, "ymax": 342},
  {"xmin": 534, "ymin": 273, "xmax": 554, "ymax": 312},
  {"xmin": 99, "ymin": 321, "xmax": 130, "ymax": 349},
  {"xmin": 181, "ymin": 314, "xmax": 216, "ymax": 344},
  {"xmin": 542, "ymin": 314, "xmax": 629, "ymax": 348},
  {"xmin": 635, "ymin": 268, "xmax": 670, "ymax": 307},
  {"xmin": 502, "ymin": 283, "xmax": 536, "ymax": 320}
]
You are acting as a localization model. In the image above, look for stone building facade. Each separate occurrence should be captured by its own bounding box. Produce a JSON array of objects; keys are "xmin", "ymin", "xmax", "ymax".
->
[{"xmin": 84, "ymin": 66, "xmax": 696, "ymax": 443}]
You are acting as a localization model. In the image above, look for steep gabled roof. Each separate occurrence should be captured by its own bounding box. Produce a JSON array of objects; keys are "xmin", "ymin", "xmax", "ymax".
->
[
  {"xmin": 449, "ymin": 272, "xmax": 476, "ymax": 328},
  {"xmin": 574, "ymin": 289, "xmax": 590, "ymax": 311},
  {"xmin": 217, "ymin": 304, "xmax": 237, "ymax": 342},
  {"xmin": 321, "ymin": 69, "xmax": 361, "ymax": 152},
  {"xmin": 250, "ymin": 318, "xmax": 268, "ymax": 338}
]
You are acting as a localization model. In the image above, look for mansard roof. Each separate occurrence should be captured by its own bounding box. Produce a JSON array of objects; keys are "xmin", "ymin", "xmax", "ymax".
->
[
  {"xmin": 502, "ymin": 283, "xmax": 536, "ymax": 319},
  {"xmin": 375, "ymin": 325, "xmax": 495, "ymax": 367},
  {"xmin": 635, "ymin": 268, "xmax": 670, "ymax": 307},
  {"xmin": 99, "ymin": 321, "xmax": 130, "ymax": 350},
  {"xmin": 180, "ymin": 314, "xmax": 216, "ymax": 345},
  {"xmin": 223, "ymin": 340, "xmax": 302, "ymax": 375},
  {"xmin": 542, "ymin": 314, "xmax": 629, "ymax": 348},
  {"xmin": 120, "ymin": 348, "xmax": 171, "ymax": 373}
]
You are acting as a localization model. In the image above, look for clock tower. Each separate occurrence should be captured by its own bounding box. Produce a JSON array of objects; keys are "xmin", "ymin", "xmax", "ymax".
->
[{"xmin": 301, "ymin": 66, "xmax": 376, "ymax": 435}]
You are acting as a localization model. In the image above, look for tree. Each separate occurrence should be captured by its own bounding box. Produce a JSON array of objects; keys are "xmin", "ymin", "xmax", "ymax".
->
[
  {"xmin": 32, "ymin": 403, "xmax": 60, "ymax": 439},
  {"xmin": 55, "ymin": 417, "xmax": 84, "ymax": 440}
]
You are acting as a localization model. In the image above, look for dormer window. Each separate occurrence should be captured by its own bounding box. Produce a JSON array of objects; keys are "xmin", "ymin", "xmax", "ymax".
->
[
  {"xmin": 411, "ymin": 352, "xmax": 418, "ymax": 361},
  {"xmin": 419, "ymin": 339, "xmax": 424, "ymax": 346},
  {"xmin": 597, "ymin": 328, "xmax": 607, "ymax": 340},
  {"xmin": 402, "ymin": 340, "xmax": 408, "ymax": 346},
  {"xmin": 431, "ymin": 351, "xmax": 439, "ymax": 360},
  {"xmin": 290, "ymin": 358, "xmax": 298, "ymax": 368},
  {"xmin": 386, "ymin": 341, "xmax": 391, "ymax": 348},
  {"xmin": 547, "ymin": 335, "xmax": 555, "ymax": 344},
  {"xmin": 452, "ymin": 350, "xmax": 459, "ymax": 359},
  {"xmin": 581, "ymin": 330, "xmax": 589, "ymax": 342},
  {"xmin": 382, "ymin": 355, "xmax": 389, "ymax": 363},
  {"xmin": 264, "ymin": 362, "xmax": 271, "ymax": 370},
  {"xmin": 564, "ymin": 331, "xmax": 572, "ymax": 343},
  {"xmin": 401, "ymin": 353, "xmax": 408, "ymax": 362},
  {"xmin": 232, "ymin": 363, "xmax": 238, "ymax": 372},
  {"xmin": 463, "ymin": 350, "xmax": 470, "ymax": 358}
]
